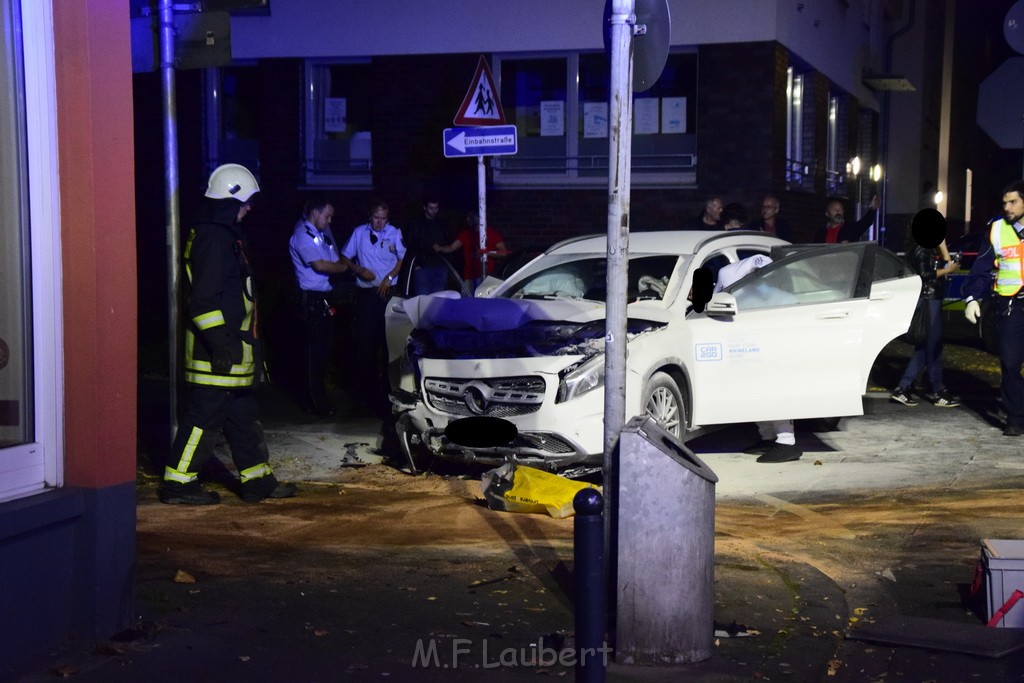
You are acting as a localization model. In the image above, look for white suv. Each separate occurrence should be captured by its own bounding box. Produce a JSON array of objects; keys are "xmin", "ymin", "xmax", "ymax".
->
[{"xmin": 385, "ymin": 231, "xmax": 920, "ymax": 470}]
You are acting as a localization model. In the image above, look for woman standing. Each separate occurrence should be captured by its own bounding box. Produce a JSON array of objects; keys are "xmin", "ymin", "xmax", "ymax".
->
[{"xmin": 890, "ymin": 232, "xmax": 961, "ymax": 407}]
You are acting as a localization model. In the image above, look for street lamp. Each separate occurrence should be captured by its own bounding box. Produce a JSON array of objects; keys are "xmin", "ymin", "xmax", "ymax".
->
[
  {"xmin": 847, "ymin": 156, "xmax": 862, "ymax": 218},
  {"xmin": 870, "ymin": 164, "xmax": 883, "ymax": 241}
]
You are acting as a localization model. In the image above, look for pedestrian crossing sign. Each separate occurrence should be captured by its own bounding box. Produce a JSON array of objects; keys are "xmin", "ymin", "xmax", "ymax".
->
[{"xmin": 453, "ymin": 55, "xmax": 506, "ymax": 126}]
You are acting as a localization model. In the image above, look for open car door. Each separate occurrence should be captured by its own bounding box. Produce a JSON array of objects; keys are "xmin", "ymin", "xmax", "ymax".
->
[{"xmin": 683, "ymin": 244, "xmax": 920, "ymax": 426}]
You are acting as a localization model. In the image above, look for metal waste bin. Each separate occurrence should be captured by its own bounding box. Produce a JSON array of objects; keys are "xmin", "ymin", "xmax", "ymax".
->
[{"xmin": 614, "ymin": 414, "xmax": 718, "ymax": 665}]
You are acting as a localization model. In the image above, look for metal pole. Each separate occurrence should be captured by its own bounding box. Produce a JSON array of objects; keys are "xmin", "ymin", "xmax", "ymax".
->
[
  {"xmin": 604, "ymin": 0, "xmax": 634, "ymax": 474},
  {"xmin": 159, "ymin": 0, "xmax": 181, "ymax": 440},
  {"xmin": 477, "ymin": 155, "xmax": 487, "ymax": 290}
]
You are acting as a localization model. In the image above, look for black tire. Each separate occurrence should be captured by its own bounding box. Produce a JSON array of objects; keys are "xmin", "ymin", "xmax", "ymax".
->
[{"xmin": 642, "ymin": 371, "xmax": 686, "ymax": 438}]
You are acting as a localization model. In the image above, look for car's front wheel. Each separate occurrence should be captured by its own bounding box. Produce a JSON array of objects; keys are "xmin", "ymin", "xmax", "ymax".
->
[{"xmin": 642, "ymin": 371, "xmax": 686, "ymax": 438}]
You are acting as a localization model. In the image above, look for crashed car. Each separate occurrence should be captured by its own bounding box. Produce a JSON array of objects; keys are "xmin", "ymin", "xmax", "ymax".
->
[{"xmin": 385, "ymin": 231, "xmax": 921, "ymax": 470}]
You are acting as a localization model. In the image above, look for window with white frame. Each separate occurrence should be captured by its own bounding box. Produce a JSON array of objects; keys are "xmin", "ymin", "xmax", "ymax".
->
[
  {"xmin": 492, "ymin": 51, "xmax": 697, "ymax": 187},
  {"xmin": 204, "ymin": 64, "xmax": 261, "ymax": 179},
  {"xmin": 0, "ymin": 0, "xmax": 63, "ymax": 501},
  {"xmin": 303, "ymin": 60, "xmax": 373, "ymax": 187}
]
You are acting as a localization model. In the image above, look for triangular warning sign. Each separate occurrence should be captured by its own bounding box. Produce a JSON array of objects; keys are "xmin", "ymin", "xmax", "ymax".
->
[{"xmin": 454, "ymin": 55, "xmax": 506, "ymax": 126}]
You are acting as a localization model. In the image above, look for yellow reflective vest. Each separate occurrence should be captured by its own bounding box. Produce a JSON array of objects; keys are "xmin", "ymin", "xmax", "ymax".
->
[{"xmin": 990, "ymin": 219, "xmax": 1024, "ymax": 297}]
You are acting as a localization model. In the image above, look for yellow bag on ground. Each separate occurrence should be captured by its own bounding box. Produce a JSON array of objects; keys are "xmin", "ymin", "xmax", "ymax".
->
[{"xmin": 481, "ymin": 463, "xmax": 599, "ymax": 519}]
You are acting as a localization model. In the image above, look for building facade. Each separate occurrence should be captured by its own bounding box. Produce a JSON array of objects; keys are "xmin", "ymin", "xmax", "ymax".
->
[{"xmin": 0, "ymin": 1, "xmax": 138, "ymax": 677}]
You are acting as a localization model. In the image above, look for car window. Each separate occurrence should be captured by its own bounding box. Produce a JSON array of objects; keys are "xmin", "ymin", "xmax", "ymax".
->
[
  {"xmin": 728, "ymin": 250, "xmax": 860, "ymax": 311},
  {"xmin": 872, "ymin": 248, "xmax": 911, "ymax": 282},
  {"xmin": 501, "ymin": 254, "xmax": 679, "ymax": 302}
]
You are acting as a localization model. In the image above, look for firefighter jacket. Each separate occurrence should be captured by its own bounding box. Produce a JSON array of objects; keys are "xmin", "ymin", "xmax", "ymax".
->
[{"xmin": 183, "ymin": 199, "xmax": 260, "ymax": 388}]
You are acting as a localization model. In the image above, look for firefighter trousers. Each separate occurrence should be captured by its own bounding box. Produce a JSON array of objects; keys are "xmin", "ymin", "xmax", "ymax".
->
[{"xmin": 164, "ymin": 385, "xmax": 277, "ymax": 495}]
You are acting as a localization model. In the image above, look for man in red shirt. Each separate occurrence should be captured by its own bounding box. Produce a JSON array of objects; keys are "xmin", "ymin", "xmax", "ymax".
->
[
  {"xmin": 814, "ymin": 194, "xmax": 880, "ymax": 243},
  {"xmin": 436, "ymin": 212, "xmax": 508, "ymax": 290}
]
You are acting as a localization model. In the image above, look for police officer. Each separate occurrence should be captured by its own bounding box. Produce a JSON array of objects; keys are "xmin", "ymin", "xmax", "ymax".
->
[
  {"xmin": 289, "ymin": 195, "xmax": 347, "ymax": 416},
  {"xmin": 160, "ymin": 164, "xmax": 297, "ymax": 504},
  {"xmin": 964, "ymin": 179, "xmax": 1024, "ymax": 436},
  {"xmin": 339, "ymin": 199, "xmax": 405, "ymax": 416}
]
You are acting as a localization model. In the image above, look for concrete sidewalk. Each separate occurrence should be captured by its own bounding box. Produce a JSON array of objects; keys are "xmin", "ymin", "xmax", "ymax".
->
[{"xmin": 12, "ymin": 340, "xmax": 1024, "ymax": 682}]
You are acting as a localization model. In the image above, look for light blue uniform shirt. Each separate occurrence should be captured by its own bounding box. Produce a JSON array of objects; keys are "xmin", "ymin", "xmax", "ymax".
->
[
  {"xmin": 289, "ymin": 219, "xmax": 339, "ymax": 292},
  {"xmin": 342, "ymin": 223, "xmax": 406, "ymax": 288}
]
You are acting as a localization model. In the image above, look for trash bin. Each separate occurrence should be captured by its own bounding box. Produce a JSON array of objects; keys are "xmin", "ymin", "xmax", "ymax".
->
[{"xmin": 614, "ymin": 414, "xmax": 718, "ymax": 665}]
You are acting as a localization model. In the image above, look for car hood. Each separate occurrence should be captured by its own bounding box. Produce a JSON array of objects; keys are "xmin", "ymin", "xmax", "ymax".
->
[{"xmin": 399, "ymin": 294, "xmax": 668, "ymax": 360}]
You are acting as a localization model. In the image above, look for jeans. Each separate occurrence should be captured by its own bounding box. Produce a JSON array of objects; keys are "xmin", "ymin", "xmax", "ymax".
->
[
  {"xmin": 412, "ymin": 265, "xmax": 447, "ymax": 296},
  {"xmin": 898, "ymin": 298, "xmax": 944, "ymax": 393}
]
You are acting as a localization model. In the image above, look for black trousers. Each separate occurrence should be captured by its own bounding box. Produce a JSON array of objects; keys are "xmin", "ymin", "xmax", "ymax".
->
[
  {"xmin": 299, "ymin": 290, "xmax": 335, "ymax": 411},
  {"xmin": 164, "ymin": 385, "xmax": 275, "ymax": 494},
  {"xmin": 353, "ymin": 287, "xmax": 389, "ymax": 412},
  {"xmin": 997, "ymin": 295, "xmax": 1024, "ymax": 428}
]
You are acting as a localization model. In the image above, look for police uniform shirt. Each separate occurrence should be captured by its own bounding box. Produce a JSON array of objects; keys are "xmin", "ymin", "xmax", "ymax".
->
[
  {"xmin": 341, "ymin": 222, "xmax": 406, "ymax": 288},
  {"xmin": 289, "ymin": 218, "xmax": 338, "ymax": 292}
]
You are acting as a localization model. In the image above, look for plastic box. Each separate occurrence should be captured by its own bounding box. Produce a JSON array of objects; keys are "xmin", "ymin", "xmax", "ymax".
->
[{"xmin": 982, "ymin": 539, "xmax": 1024, "ymax": 628}]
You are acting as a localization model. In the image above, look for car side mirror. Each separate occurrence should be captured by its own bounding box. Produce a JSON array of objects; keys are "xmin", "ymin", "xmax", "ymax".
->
[{"xmin": 705, "ymin": 291, "xmax": 737, "ymax": 317}]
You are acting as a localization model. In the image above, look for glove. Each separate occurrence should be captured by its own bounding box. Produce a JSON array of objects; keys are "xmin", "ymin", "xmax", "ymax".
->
[
  {"xmin": 211, "ymin": 346, "xmax": 234, "ymax": 374},
  {"xmin": 965, "ymin": 300, "xmax": 981, "ymax": 325}
]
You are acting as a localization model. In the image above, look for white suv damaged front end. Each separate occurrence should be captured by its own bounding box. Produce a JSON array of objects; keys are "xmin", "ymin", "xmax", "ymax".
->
[{"xmin": 390, "ymin": 301, "xmax": 666, "ymax": 470}]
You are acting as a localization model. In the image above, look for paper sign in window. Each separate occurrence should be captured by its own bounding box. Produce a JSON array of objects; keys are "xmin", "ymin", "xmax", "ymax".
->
[
  {"xmin": 540, "ymin": 100, "xmax": 565, "ymax": 137},
  {"xmin": 662, "ymin": 97, "xmax": 686, "ymax": 134},
  {"xmin": 324, "ymin": 97, "xmax": 347, "ymax": 133},
  {"xmin": 583, "ymin": 102, "xmax": 608, "ymax": 138},
  {"xmin": 634, "ymin": 98, "xmax": 659, "ymax": 135}
]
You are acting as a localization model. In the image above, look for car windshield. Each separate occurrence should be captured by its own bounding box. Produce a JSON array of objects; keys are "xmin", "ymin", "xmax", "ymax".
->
[{"xmin": 500, "ymin": 254, "xmax": 681, "ymax": 302}]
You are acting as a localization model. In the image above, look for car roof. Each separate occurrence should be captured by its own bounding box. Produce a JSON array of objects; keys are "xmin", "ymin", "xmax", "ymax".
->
[{"xmin": 545, "ymin": 230, "xmax": 787, "ymax": 256}]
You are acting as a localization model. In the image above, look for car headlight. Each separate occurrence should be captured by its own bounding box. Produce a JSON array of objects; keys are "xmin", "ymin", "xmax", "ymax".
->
[{"xmin": 556, "ymin": 354, "xmax": 605, "ymax": 403}]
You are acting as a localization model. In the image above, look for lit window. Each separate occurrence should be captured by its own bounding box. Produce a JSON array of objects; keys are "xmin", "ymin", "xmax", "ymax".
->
[{"xmin": 303, "ymin": 60, "xmax": 373, "ymax": 187}]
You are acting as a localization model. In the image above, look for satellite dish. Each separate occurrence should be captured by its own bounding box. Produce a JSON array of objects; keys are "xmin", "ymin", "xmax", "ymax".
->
[
  {"xmin": 603, "ymin": 0, "xmax": 671, "ymax": 92},
  {"xmin": 1006, "ymin": 0, "xmax": 1024, "ymax": 55}
]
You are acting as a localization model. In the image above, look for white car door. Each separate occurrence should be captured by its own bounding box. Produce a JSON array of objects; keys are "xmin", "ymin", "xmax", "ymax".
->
[{"xmin": 684, "ymin": 244, "xmax": 917, "ymax": 426}]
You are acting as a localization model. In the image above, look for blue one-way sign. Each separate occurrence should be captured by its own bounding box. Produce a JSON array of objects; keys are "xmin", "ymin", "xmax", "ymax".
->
[{"xmin": 443, "ymin": 125, "xmax": 518, "ymax": 158}]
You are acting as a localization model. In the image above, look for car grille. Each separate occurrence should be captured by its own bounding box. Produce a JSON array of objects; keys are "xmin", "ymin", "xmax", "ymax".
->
[
  {"xmin": 424, "ymin": 375, "xmax": 546, "ymax": 417},
  {"xmin": 509, "ymin": 432, "xmax": 576, "ymax": 454}
]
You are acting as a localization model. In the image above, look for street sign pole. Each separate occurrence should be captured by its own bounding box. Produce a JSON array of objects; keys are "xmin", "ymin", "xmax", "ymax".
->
[
  {"xmin": 604, "ymin": 0, "xmax": 635, "ymax": 474},
  {"xmin": 160, "ymin": 0, "xmax": 182, "ymax": 442},
  {"xmin": 478, "ymin": 155, "xmax": 487, "ymax": 288}
]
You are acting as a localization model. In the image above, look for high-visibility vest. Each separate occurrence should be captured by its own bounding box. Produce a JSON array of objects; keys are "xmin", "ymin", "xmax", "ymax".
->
[{"xmin": 991, "ymin": 219, "xmax": 1024, "ymax": 296}]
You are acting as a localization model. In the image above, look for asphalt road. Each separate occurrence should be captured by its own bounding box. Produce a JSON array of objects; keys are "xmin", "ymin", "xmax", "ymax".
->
[{"xmin": 15, "ymin": 330, "xmax": 1024, "ymax": 682}]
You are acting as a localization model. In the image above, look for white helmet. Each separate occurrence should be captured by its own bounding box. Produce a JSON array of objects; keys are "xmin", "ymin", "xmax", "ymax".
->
[{"xmin": 205, "ymin": 163, "xmax": 260, "ymax": 202}]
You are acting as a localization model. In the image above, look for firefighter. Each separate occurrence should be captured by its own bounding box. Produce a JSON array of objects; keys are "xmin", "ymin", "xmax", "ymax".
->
[{"xmin": 160, "ymin": 164, "xmax": 297, "ymax": 504}]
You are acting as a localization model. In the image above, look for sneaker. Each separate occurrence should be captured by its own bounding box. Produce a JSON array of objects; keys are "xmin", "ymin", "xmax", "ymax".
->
[
  {"xmin": 159, "ymin": 486, "xmax": 221, "ymax": 506},
  {"xmin": 929, "ymin": 389, "xmax": 960, "ymax": 408},
  {"xmin": 241, "ymin": 480, "xmax": 298, "ymax": 503},
  {"xmin": 741, "ymin": 439, "xmax": 776, "ymax": 455},
  {"xmin": 889, "ymin": 387, "xmax": 918, "ymax": 406},
  {"xmin": 756, "ymin": 443, "xmax": 802, "ymax": 463},
  {"xmin": 1004, "ymin": 425, "xmax": 1024, "ymax": 437}
]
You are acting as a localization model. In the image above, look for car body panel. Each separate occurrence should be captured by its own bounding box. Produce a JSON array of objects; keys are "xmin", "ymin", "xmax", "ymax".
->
[{"xmin": 385, "ymin": 231, "xmax": 920, "ymax": 469}]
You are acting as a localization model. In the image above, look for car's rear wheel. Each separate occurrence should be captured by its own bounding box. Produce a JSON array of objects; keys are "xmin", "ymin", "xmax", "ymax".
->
[{"xmin": 642, "ymin": 371, "xmax": 686, "ymax": 438}]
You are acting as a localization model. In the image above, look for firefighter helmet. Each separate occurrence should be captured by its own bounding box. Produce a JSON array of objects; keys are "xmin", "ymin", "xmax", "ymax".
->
[{"xmin": 205, "ymin": 164, "xmax": 260, "ymax": 202}]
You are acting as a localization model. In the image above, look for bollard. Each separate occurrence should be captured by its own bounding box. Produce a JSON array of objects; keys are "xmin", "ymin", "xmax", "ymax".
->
[{"xmin": 573, "ymin": 487, "xmax": 606, "ymax": 683}]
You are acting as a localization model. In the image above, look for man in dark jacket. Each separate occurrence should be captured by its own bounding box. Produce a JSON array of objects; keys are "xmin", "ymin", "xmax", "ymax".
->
[
  {"xmin": 160, "ymin": 164, "xmax": 297, "ymax": 505},
  {"xmin": 814, "ymin": 195, "xmax": 880, "ymax": 243}
]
